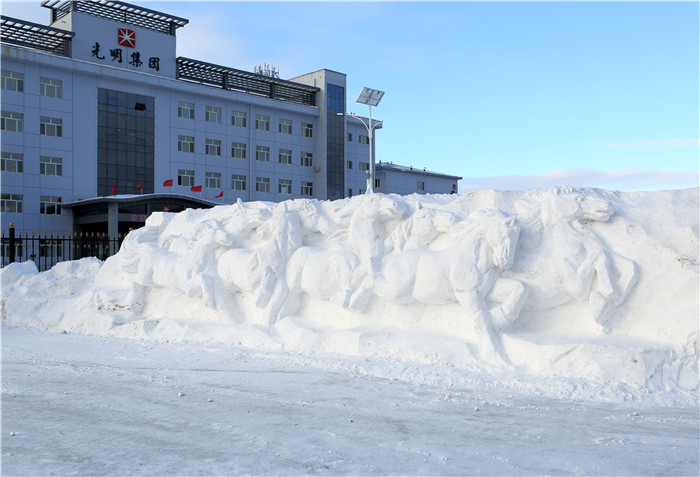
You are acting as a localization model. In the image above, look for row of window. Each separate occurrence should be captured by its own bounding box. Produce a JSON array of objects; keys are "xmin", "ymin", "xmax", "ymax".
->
[
  {"xmin": 1, "ymin": 71, "xmax": 63, "ymax": 98},
  {"xmin": 176, "ymin": 136, "xmax": 314, "ymax": 166},
  {"xmin": 177, "ymin": 101, "xmax": 314, "ymax": 137},
  {"xmin": 1, "ymin": 111, "xmax": 64, "ymax": 137},
  {"xmin": 176, "ymin": 169, "xmax": 313, "ymax": 196},
  {"xmin": 1, "ymin": 152, "xmax": 64, "ymax": 175},
  {"xmin": 1, "ymin": 193, "xmax": 62, "ymax": 215}
]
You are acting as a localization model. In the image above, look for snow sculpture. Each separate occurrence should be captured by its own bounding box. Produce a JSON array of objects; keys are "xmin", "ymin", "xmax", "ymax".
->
[
  {"xmin": 374, "ymin": 209, "xmax": 523, "ymax": 364},
  {"xmin": 283, "ymin": 194, "xmax": 407, "ymax": 314},
  {"xmin": 512, "ymin": 186, "xmax": 638, "ymax": 329}
]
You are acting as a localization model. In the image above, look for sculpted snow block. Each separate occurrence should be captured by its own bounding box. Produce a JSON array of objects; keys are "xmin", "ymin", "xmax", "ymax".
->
[{"xmin": 2, "ymin": 187, "xmax": 697, "ymax": 396}]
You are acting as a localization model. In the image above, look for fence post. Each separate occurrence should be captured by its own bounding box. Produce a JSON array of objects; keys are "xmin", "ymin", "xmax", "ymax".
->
[{"xmin": 9, "ymin": 223, "xmax": 16, "ymax": 264}]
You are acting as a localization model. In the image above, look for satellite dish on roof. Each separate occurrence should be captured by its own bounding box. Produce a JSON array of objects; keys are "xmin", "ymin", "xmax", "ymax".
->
[{"xmin": 356, "ymin": 87, "xmax": 385, "ymax": 107}]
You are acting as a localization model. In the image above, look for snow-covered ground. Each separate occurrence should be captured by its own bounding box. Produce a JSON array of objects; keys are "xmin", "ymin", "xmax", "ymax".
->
[{"xmin": 2, "ymin": 187, "xmax": 698, "ymax": 475}]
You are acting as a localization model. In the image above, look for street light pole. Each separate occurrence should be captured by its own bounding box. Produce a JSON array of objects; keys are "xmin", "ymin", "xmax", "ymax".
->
[
  {"xmin": 339, "ymin": 87, "xmax": 385, "ymax": 194},
  {"xmin": 338, "ymin": 111, "xmax": 383, "ymax": 193}
]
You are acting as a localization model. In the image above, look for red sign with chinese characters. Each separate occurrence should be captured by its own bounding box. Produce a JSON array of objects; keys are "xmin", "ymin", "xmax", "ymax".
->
[{"xmin": 118, "ymin": 28, "xmax": 136, "ymax": 48}]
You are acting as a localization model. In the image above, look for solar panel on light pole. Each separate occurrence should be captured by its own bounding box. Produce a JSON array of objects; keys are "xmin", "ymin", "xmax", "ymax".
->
[{"xmin": 355, "ymin": 87, "xmax": 385, "ymax": 193}]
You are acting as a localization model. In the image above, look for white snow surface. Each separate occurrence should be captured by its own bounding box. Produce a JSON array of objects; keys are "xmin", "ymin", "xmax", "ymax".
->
[
  {"xmin": 1, "ymin": 187, "xmax": 699, "ymax": 475},
  {"xmin": 2, "ymin": 187, "xmax": 698, "ymax": 405}
]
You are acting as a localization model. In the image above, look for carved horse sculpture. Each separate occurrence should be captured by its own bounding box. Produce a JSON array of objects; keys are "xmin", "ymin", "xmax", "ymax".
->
[
  {"xmin": 281, "ymin": 194, "xmax": 406, "ymax": 316},
  {"xmin": 513, "ymin": 186, "xmax": 638, "ymax": 329},
  {"xmin": 373, "ymin": 209, "xmax": 524, "ymax": 365}
]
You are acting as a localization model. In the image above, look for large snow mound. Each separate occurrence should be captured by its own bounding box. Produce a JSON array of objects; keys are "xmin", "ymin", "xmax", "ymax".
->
[{"xmin": 2, "ymin": 187, "xmax": 698, "ymax": 404}]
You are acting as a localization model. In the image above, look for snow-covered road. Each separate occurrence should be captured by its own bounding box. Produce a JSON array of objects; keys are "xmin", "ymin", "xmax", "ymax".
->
[{"xmin": 2, "ymin": 327, "xmax": 697, "ymax": 476}]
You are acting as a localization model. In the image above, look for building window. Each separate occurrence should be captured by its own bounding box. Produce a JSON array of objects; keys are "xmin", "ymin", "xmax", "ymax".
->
[
  {"xmin": 278, "ymin": 148, "xmax": 292, "ymax": 165},
  {"xmin": 1, "ymin": 193, "xmax": 23, "ymax": 213},
  {"xmin": 1, "ymin": 111, "xmax": 23, "ymax": 132},
  {"xmin": 347, "ymin": 188, "xmax": 353, "ymax": 197},
  {"xmin": 418, "ymin": 181, "xmax": 425, "ymax": 191},
  {"xmin": 375, "ymin": 178, "xmax": 381, "ymax": 189},
  {"xmin": 256, "ymin": 176, "xmax": 270, "ymax": 193},
  {"xmin": 205, "ymin": 138, "xmax": 221, "ymax": 156},
  {"xmin": 359, "ymin": 135, "xmax": 370, "ymax": 145},
  {"xmin": 232, "ymin": 110, "xmax": 246, "ymax": 127},
  {"xmin": 255, "ymin": 114, "xmax": 270, "ymax": 131},
  {"xmin": 1, "ymin": 71, "xmax": 23, "ymax": 92},
  {"xmin": 256, "ymin": 145, "xmax": 270, "ymax": 162},
  {"xmin": 359, "ymin": 162, "xmax": 369, "ymax": 172},
  {"xmin": 40, "ymin": 156, "xmax": 63, "ymax": 176},
  {"xmin": 178, "ymin": 169, "xmax": 195, "ymax": 187},
  {"xmin": 178, "ymin": 135, "xmax": 194, "ymax": 153},
  {"xmin": 359, "ymin": 188, "xmax": 366, "ymax": 194},
  {"xmin": 278, "ymin": 178, "xmax": 292, "ymax": 195},
  {"xmin": 205, "ymin": 171, "xmax": 221, "ymax": 189},
  {"xmin": 346, "ymin": 160, "xmax": 353, "ymax": 169},
  {"xmin": 232, "ymin": 174, "xmax": 246, "ymax": 190},
  {"xmin": 232, "ymin": 142, "xmax": 246, "ymax": 158},
  {"xmin": 1, "ymin": 152, "xmax": 23, "ymax": 173},
  {"xmin": 40, "ymin": 77, "xmax": 62, "ymax": 98},
  {"xmin": 205, "ymin": 106, "xmax": 221, "ymax": 124},
  {"xmin": 301, "ymin": 122, "xmax": 313, "ymax": 138},
  {"xmin": 278, "ymin": 118, "xmax": 292, "ymax": 134},
  {"xmin": 300, "ymin": 181, "xmax": 313, "ymax": 197},
  {"xmin": 178, "ymin": 101, "xmax": 195, "ymax": 119},
  {"xmin": 40, "ymin": 116, "xmax": 62, "ymax": 137},
  {"xmin": 347, "ymin": 133, "xmax": 353, "ymax": 142},
  {"xmin": 40, "ymin": 195, "xmax": 62, "ymax": 215},
  {"xmin": 301, "ymin": 152, "xmax": 313, "ymax": 167}
]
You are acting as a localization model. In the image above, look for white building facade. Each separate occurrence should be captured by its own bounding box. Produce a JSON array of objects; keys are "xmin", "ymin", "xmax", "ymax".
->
[{"xmin": 1, "ymin": 0, "xmax": 459, "ymax": 236}]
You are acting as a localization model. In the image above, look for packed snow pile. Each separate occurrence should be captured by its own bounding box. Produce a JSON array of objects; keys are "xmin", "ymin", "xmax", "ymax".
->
[{"xmin": 2, "ymin": 187, "xmax": 698, "ymax": 403}]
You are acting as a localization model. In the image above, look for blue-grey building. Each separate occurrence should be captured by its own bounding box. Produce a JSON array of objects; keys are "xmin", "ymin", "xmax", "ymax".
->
[{"xmin": 1, "ymin": 0, "xmax": 460, "ymax": 237}]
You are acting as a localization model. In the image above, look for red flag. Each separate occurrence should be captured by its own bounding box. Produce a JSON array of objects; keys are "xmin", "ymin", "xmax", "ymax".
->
[
  {"xmin": 215, "ymin": 190, "xmax": 223, "ymax": 198},
  {"xmin": 112, "ymin": 181, "xmax": 116, "ymax": 196},
  {"xmin": 191, "ymin": 185, "xmax": 202, "ymax": 192},
  {"xmin": 163, "ymin": 179, "xmax": 173, "ymax": 187},
  {"xmin": 136, "ymin": 180, "xmax": 143, "ymax": 191}
]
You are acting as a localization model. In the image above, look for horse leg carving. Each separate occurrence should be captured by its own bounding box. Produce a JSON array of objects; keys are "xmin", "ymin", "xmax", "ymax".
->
[
  {"xmin": 488, "ymin": 278, "xmax": 528, "ymax": 329},
  {"xmin": 456, "ymin": 291, "xmax": 512, "ymax": 367}
]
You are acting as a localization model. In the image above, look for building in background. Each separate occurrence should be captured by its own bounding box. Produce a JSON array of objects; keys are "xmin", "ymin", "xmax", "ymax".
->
[{"xmin": 1, "ymin": 0, "xmax": 460, "ymax": 236}]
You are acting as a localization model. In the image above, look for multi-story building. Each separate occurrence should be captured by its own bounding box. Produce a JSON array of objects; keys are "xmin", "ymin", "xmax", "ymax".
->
[{"xmin": 1, "ymin": 0, "xmax": 460, "ymax": 236}]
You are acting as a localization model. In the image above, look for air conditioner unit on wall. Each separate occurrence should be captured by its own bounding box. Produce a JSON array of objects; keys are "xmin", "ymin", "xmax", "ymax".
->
[{"xmin": 313, "ymin": 166, "xmax": 321, "ymax": 172}]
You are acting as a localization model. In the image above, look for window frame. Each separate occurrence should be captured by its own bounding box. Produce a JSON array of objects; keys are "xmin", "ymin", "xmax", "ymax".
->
[
  {"xmin": 231, "ymin": 174, "xmax": 246, "ymax": 190},
  {"xmin": 301, "ymin": 151, "xmax": 313, "ymax": 167},
  {"xmin": 1, "ymin": 152, "xmax": 24, "ymax": 173},
  {"xmin": 255, "ymin": 114, "xmax": 270, "ymax": 131},
  {"xmin": 231, "ymin": 110, "xmax": 247, "ymax": 127},
  {"xmin": 40, "ymin": 156, "xmax": 63, "ymax": 176},
  {"xmin": 178, "ymin": 135, "xmax": 195, "ymax": 153},
  {"xmin": 177, "ymin": 101, "xmax": 195, "ymax": 119},
  {"xmin": 278, "ymin": 118, "xmax": 292, "ymax": 134},
  {"xmin": 278, "ymin": 148, "xmax": 292, "ymax": 165},
  {"xmin": 301, "ymin": 122, "xmax": 313, "ymax": 138},
  {"xmin": 40, "ymin": 77, "xmax": 63, "ymax": 98},
  {"xmin": 205, "ymin": 171, "xmax": 222, "ymax": 189},
  {"xmin": 205, "ymin": 105, "xmax": 222, "ymax": 124},
  {"xmin": 278, "ymin": 178, "xmax": 292, "ymax": 195},
  {"xmin": 231, "ymin": 142, "xmax": 247, "ymax": 159},
  {"xmin": 1, "ymin": 111, "xmax": 24, "ymax": 132},
  {"xmin": 300, "ymin": 181, "xmax": 313, "ymax": 197},
  {"xmin": 0, "ymin": 193, "xmax": 23, "ymax": 213},
  {"xmin": 255, "ymin": 176, "xmax": 270, "ymax": 193},
  {"xmin": 1, "ymin": 71, "xmax": 24, "ymax": 92},
  {"xmin": 205, "ymin": 138, "xmax": 222, "ymax": 156},
  {"xmin": 39, "ymin": 195, "xmax": 62, "ymax": 215},
  {"xmin": 40, "ymin": 116, "xmax": 63, "ymax": 137},
  {"xmin": 256, "ymin": 145, "xmax": 270, "ymax": 162},
  {"xmin": 178, "ymin": 169, "xmax": 195, "ymax": 187}
]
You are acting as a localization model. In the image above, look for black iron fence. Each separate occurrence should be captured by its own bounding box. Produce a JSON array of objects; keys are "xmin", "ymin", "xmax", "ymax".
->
[{"xmin": 1, "ymin": 224, "xmax": 126, "ymax": 271}]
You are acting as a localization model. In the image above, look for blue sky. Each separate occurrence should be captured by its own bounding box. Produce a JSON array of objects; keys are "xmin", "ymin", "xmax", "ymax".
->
[{"xmin": 4, "ymin": 1, "xmax": 698, "ymax": 191}]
